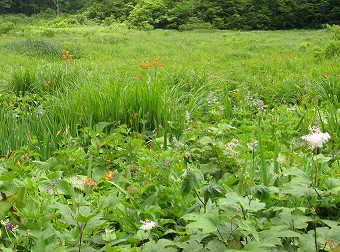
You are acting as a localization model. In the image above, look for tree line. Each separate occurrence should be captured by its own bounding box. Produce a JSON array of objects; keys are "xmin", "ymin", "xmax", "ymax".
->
[{"xmin": 1, "ymin": 0, "xmax": 339, "ymax": 30}]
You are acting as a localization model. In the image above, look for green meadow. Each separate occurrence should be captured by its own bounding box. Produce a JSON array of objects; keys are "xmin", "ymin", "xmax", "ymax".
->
[{"xmin": 0, "ymin": 22, "xmax": 339, "ymax": 251}]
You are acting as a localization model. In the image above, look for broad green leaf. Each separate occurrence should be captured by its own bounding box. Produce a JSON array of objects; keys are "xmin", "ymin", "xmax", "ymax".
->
[
  {"xmin": 298, "ymin": 232, "xmax": 316, "ymax": 252},
  {"xmin": 271, "ymin": 208, "xmax": 311, "ymax": 229},
  {"xmin": 313, "ymin": 154, "xmax": 332, "ymax": 163},
  {"xmin": 206, "ymin": 239, "xmax": 227, "ymax": 252},
  {"xmin": 142, "ymin": 239, "xmax": 177, "ymax": 252},
  {"xmin": 199, "ymin": 136, "xmax": 213, "ymax": 145},
  {"xmin": 94, "ymin": 122, "xmax": 112, "ymax": 133},
  {"xmin": 317, "ymin": 226, "xmax": 340, "ymax": 244},
  {"xmin": 102, "ymin": 231, "xmax": 117, "ymax": 242},
  {"xmin": 29, "ymin": 228, "xmax": 56, "ymax": 240},
  {"xmin": 182, "ymin": 170, "xmax": 201, "ymax": 196},
  {"xmin": 86, "ymin": 214, "xmax": 106, "ymax": 228},
  {"xmin": 259, "ymin": 225, "xmax": 289, "ymax": 243},
  {"xmin": 243, "ymin": 241, "xmax": 276, "ymax": 251},
  {"xmin": 0, "ymin": 195, "xmax": 16, "ymax": 219},
  {"xmin": 55, "ymin": 179, "xmax": 75, "ymax": 196},
  {"xmin": 15, "ymin": 186, "xmax": 27, "ymax": 208},
  {"xmin": 237, "ymin": 219, "xmax": 259, "ymax": 242},
  {"xmin": 51, "ymin": 202, "xmax": 77, "ymax": 226},
  {"xmin": 183, "ymin": 212, "xmax": 219, "ymax": 234},
  {"xmin": 321, "ymin": 219, "xmax": 339, "ymax": 229},
  {"xmin": 251, "ymin": 185, "xmax": 270, "ymax": 202},
  {"xmin": 177, "ymin": 238, "xmax": 204, "ymax": 252},
  {"xmin": 202, "ymin": 183, "xmax": 225, "ymax": 205},
  {"xmin": 0, "ymin": 244, "xmax": 15, "ymax": 252}
]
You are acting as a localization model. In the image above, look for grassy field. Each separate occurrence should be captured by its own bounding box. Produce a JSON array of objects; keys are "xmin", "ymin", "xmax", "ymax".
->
[{"xmin": 0, "ymin": 23, "xmax": 339, "ymax": 251}]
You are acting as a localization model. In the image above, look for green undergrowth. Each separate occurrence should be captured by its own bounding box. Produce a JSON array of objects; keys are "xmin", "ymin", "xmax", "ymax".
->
[{"xmin": 0, "ymin": 24, "xmax": 339, "ymax": 251}]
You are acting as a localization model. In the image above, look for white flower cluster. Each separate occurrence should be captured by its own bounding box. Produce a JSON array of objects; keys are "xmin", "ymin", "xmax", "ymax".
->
[
  {"xmin": 69, "ymin": 176, "xmax": 84, "ymax": 187},
  {"xmin": 185, "ymin": 111, "xmax": 190, "ymax": 123},
  {"xmin": 225, "ymin": 139, "xmax": 240, "ymax": 158},
  {"xmin": 139, "ymin": 220, "xmax": 157, "ymax": 231},
  {"xmin": 301, "ymin": 126, "xmax": 331, "ymax": 150}
]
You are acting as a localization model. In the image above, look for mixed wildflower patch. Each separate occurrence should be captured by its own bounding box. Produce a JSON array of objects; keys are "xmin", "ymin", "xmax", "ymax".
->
[{"xmin": 0, "ymin": 27, "xmax": 339, "ymax": 252}]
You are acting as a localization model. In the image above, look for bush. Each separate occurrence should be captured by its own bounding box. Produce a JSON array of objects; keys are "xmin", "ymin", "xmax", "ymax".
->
[
  {"xmin": 0, "ymin": 20, "xmax": 15, "ymax": 34},
  {"xmin": 178, "ymin": 22, "xmax": 215, "ymax": 31},
  {"xmin": 324, "ymin": 40, "xmax": 340, "ymax": 58}
]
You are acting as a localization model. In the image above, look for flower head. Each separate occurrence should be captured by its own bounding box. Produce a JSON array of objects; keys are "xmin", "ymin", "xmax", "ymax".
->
[
  {"xmin": 104, "ymin": 170, "xmax": 114, "ymax": 179},
  {"xmin": 140, "ymin": 220, "xmax": 157, "ymax": 231},
  {"xmin": 83, "ymin": 178, "xmax": 96, "ymax": 186},
  {"xmin": 276, "ymin": 153, "xmax": 285, "ymax": 164},
  {"xmin": 1, "ymin": 219, "xmax": 18, "ymax": 232},
  {"xmin": 185, "ymin": 111, "xmax": 190, "ymax": 123},
  {"xmin": 301, "ymin": 126, "xmax": 331, "ymax": 150}
]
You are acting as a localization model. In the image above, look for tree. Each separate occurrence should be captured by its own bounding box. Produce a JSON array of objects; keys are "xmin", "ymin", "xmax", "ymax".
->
[
  {"xmin": 52, "ymin": 0, "xmax": 60, "ymax": 15},
  {"xmin": 0, "ymin": 0, "xmax": 13, "ymax": 13}
]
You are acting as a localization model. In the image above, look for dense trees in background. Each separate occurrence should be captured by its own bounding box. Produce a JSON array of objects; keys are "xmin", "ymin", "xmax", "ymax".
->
[{"xmin": 0, "ymin": 0, "xmax": 339, "ymax": 30}]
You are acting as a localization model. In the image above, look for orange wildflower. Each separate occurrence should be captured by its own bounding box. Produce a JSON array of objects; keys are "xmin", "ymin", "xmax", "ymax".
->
[
  {"xmin": 83, "ymin": 178, "xmax": 96, "ymax": 186},
  {"xmin": 139, "ymin": 63, "xmax": 145, "ymax": 67},
  {"xmin": 62, "ymin": 50, "xmax": 73, "ymax": 62},
  {"xmin": 158, "ymin": 64, "xmax": 163, "ymax": 67},
  {"xmin": 104, "ymin": 170, "xmax": 114, "ymax": 179},
  {"xmin": 43, "ymin": 80, "xmax": 51, "ymax": 87}
]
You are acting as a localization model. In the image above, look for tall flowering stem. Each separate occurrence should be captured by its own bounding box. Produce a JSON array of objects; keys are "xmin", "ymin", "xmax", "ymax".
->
[
  {"xmin": 301, "ymin": 126, "xmax": 331, "ymax": 187},
  {"xmin": 301, "ymin": 126, "xmax": 331, "ymax": 252}
]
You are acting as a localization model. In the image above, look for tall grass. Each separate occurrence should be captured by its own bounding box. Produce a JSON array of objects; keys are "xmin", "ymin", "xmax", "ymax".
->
[{"xmin": 0, "ymin": 26, "xmax": 339, "ymax": 159}]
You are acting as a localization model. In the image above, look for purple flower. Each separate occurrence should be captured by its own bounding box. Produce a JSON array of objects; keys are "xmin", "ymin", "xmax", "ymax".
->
[{"xmin": 6, "ymin": 220, "xmax": 13, "ymax": 231}]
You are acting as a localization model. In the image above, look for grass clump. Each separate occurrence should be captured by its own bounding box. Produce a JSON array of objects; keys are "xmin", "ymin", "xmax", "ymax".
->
[{"xmin": 4, "ymin": 39, "xmax": 61, "ymax": 58}]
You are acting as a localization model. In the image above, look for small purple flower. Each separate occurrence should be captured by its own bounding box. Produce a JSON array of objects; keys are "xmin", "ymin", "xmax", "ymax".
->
[{"xmin": 6, "ymin": 220, "xmax": 13, "ymax": 231}]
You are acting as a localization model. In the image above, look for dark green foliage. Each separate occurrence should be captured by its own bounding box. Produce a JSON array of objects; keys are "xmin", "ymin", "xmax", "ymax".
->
[{"xmin": 1, "ymin": 0, "xmax": 340, "ymax": 30}]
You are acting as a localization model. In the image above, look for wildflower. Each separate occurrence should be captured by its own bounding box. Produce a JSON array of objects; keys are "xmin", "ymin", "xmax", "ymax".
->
[
  {"xmin": 104, "ymin": 170, "xmax": 114, "ymax": 179},
  {"xmin": 253, "ymin": 99, "xmax": 265, "ymax": 110},
  {"xmin": 158, "ymin": 63, "xmax": 163, "ymax": 67},
  {"xmin": 207, "ymin": 92, "xmax": 219, "ymax": 106},
  {"xmin": 69, "ymin": 176, "xmax": 83, "ymax": 187},
  {"xmin": 134, "ymin": 74, "xmax": 143, "ymax": 80},
  {"xmin": 1, "ymin": 219, "xmax": 18, "ymax": 232},
  {"xmin": 43, "ymin": 80, "xmax": 51, "ymax": 87},
  {"xmin": 62, "ymin": 49, "xmax": 73, "ymax": 62},
  {"xmin": 140, "ymin": 220, "xmax": 157, "ymax": 231},
  {"xmin": 172, "ymin": 136, "xmax": 179, "ymax": 148},
  {"xmin": 83, "ymin": 178, "xmax": 96, "ymax": 187},
  {"xmin": 250, "ymin": 139, "xmax": 258, "ymax": 150},
  {"xmin": 276, "ymin": 153, "xmax": 285, "ymax": 164},
  {"xmin": 184, "ymin": 152, "xmax": 191, "ymax": 164},
  {"xmin": 225, "ymin": 139, "xmax": 240, "ymax": 158},
  {"xmin": 301, "ymin": 126, "xmax": 331, "ymax": 151},
  {"xmin": 185, "ymin": 111, "xmax": 190, "ymax": 123}
]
